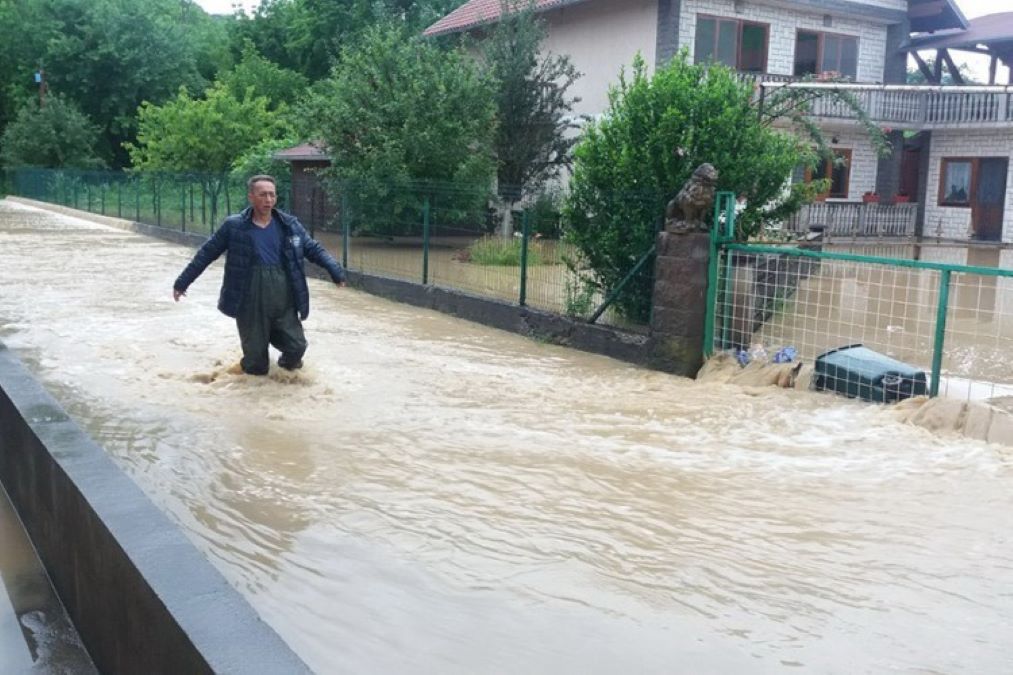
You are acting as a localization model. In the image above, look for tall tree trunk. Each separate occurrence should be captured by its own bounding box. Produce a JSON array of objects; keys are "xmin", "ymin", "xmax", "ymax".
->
[{"xmin": 496, "ymin": 199, "xmax": 515, "ymax": 238}]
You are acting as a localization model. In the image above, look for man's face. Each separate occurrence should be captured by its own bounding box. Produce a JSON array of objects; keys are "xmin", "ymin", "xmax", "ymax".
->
[{"xmin": 248, "ymin": 180, "xmax": 277, "ymax": 215}]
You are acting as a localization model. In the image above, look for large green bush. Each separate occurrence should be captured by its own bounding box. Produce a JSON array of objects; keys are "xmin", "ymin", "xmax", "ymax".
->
[
  {"xmin": 563, "ymin": 53, "xmax": 856, "ymax": 323},
  {"xmin": 304, "ymin": 24, "xmax": 497, "ymax": 235}
]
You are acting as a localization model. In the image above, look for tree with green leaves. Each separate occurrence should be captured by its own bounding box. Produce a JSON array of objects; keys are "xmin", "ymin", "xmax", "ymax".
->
[
  {"xmin": 564, "ymin": 52, "xmax": 886, "ymax": 322},
  {"xmin": 305, "ymin": 24, "xmax": 496, "ymax": 232},
  {"xmin": 126, "ymin": 83, "xmax": 288, "ymax": 216},
  {"xmin": 229, "ymin": 0, "xmax": 465, "ymax": 82},
  {"xmin": 219, "ymin": 42, "xmax": 309, "ymax": 111},
  {"xmin": 481, "ymin": 3, "xmax": 581, "ymax": 236},
  {"xmin": 0, "ymin": 0, "xmax": 227, "ymax": 168},
  {"xmin": 0, "ymin": 94, "xmax": 104, "ymax": 169}
]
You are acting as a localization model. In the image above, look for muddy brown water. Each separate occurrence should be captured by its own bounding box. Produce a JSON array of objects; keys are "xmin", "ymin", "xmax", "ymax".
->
[{"xmin": 1, "ymin": 200, "xmax": 1012, "ymax": 673}]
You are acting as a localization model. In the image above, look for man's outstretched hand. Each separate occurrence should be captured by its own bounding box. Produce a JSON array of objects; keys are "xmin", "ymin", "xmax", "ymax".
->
[{"xmin": 173, "ymin": 289, "xmax": 185, "ymax": 302}]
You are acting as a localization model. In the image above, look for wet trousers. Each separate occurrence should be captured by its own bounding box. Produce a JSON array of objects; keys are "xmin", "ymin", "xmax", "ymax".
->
[{"xmin": 236, "ymin": 265, "xmax": 307, "ymax": 375}]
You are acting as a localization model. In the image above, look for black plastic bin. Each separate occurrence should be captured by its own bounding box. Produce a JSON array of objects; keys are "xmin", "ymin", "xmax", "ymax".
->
[{"xmin": 814, "ymin": 344, "xmax": 927, "ymax": 403}]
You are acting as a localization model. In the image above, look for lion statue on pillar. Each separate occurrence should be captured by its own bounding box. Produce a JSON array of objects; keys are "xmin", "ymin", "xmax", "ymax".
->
[{"xmin": 664, "ymin": 163, "xmax": 718, "ymax": 234}]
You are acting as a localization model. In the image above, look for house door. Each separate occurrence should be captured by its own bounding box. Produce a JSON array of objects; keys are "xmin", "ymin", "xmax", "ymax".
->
[
  {"xmin": 973, "ymin": 158, "xmax": 1008, "ymax": 241},
  {"xmin": 900, "ymin": 148, "xmax": 920, "ymax": 200}
]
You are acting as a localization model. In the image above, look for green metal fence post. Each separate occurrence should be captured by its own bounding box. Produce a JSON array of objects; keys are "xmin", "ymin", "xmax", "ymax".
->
[
  {"xmin": 86, "ymin": 181, "xmax": 91, "ymax": 212},
  {"xmin": 181, "ymin": 179, "xmax": 186, "ymax": 232},
  {"xmin": 422, "ymin": 195, "xmax": 431, "ymax": 285},
  {"xmin": 100, "ymin": 182, "xmax": 106, "ymax": 215},
  {"xmin": 519, "ymin": 209, "xmax": 530, "ymax": 306},
  {"xmin": 720, "ymin": 194, "xmax": 737, "ymax": 349},
  {"xmin": 117, "ymin": 180, "xmax": 122, "ymax": 218},
  {"xmin": 703, "ymin": 192, "xmax": 735, "ymax": 356},
  {"xmin": 341, "ymin": 192, "xmax": 350, "ymax": 270},
  {"xmin": 156, "ymin": 176, "xmax": 162, "ymax": 227},
  {"xmin": 930, "ymin": 269, "xmax": 951, "ymax": 397},
  {"xmin": 134, "ymin": 176, "xmax": 140, "ymax": 221}
]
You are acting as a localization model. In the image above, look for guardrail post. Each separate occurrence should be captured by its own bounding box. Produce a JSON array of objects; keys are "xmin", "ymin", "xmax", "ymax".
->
[{"xmin": 930, "ymin": 269, "xmax": 951, "ymax": 397}]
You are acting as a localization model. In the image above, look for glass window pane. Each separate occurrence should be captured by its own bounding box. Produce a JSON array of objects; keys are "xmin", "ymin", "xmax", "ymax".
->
[
  {"xmin": 830, "ymin": 152, "xmax": 850, "ymax": 198},
  {"xmin": 740, "ymin": 24, "xmax": 767, "ymax": 72},
  {"xmin": 717, "ymin": 20, "xmax": 738, "ymax": 67},
  {"xmin": 943, "ymin": 161, "xmax": 972, "ymax": 203},
  {"xmin": 822, "ymin": 35, "xmax": 841, "ymax": 74},
  {"xmin": 839, "ymin": 37, "xmax": 858, "ymax": 79},
  {"xmin": 795, "ymin": 32, "xmax": 819, "ymax": 76},
  {"xmin": 695, "ymin": 18, "xmax": 716, "ymax": 64}
]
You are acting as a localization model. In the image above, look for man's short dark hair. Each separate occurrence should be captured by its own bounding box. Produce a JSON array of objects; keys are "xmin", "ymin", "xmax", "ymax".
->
[{"xmin": 247, "ymin": 175, "xmax": 277, "ymax": 191}]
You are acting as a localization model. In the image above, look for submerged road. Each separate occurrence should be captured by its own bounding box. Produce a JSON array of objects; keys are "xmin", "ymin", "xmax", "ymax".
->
[{"xmin": 2, "ymin": 200, "xmax": 1012, "ymax": 674}]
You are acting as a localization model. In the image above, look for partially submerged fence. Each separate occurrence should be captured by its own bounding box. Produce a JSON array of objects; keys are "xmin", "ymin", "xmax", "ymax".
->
[
  {"xmin": 7, "ymin": 168, "xmax": 654, "ymax": 333},
  {"xmin": 707, "ymin": 192, "xmax": 1013, "ymax": 400}
]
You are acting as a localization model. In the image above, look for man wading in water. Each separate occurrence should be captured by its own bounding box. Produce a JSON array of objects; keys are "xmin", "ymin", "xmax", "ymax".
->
[{"xmin": 172, "ymin": 174, "xmax": 347, "ymax": 375}]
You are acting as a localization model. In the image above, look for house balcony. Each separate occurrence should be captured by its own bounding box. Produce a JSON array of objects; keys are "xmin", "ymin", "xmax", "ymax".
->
[
  {"xmin": 783, "ymin": 201, "xmax": 919, "ymax": 238},
  {"xmin": 757, "ymin": 81, "xmax": 1013, "ymax": 130}
]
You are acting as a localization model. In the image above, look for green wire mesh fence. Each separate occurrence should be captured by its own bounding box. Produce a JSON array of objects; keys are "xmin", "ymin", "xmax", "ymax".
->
[
  {"xmin": 7, "ymin": 168, "xmax": 657, "ymax": 333},
  {"xmin": 707, "ymin": 192, "xmax": 1013, "ymax": 401}
]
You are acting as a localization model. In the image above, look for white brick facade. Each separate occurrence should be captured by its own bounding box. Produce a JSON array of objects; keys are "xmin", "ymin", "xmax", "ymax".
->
[
  {"xmin": 680, "ymin": 0, "xmax": 889, "ymax": 82},
  {"xmin": 825, "ymin": 127, "xmax": 880, "ymax": 201},
  {"xmin": 923, "ymin": 130, "xmax": 1013, "ymax": 243}
]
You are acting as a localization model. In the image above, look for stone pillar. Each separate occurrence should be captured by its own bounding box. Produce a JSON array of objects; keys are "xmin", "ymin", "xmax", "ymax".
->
[{"xmin": 649, "ymin": 230, "xmax": 711, "ymax": 376}]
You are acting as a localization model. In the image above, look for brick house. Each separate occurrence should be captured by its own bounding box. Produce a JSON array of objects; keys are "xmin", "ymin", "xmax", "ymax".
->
[{"xmin": 425, "ymin": 0, "xmax": 1013, "ymax": 243}]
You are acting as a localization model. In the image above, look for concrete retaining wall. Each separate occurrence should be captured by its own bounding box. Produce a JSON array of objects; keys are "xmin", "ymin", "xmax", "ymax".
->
[{"xmin": 0, "ymin": 343, "xmax": 309, "ymax": 674}]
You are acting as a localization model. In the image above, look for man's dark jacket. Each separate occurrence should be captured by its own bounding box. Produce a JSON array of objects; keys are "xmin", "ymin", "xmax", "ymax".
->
[{"xmin": 173, "ymin": 207, "xmax": 346, "ymax": 320}]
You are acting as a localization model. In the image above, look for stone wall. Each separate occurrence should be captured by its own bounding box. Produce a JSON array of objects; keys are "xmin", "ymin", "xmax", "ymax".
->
[{"xmin": 0, "ymin": 343, "xmax": 309, "ymax": 674}]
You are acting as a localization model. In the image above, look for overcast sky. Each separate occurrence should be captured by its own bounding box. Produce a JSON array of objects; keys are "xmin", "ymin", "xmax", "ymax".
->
[{"xmin": 191, "ymin": 0, "xmax": 1009, "ymax": 82}]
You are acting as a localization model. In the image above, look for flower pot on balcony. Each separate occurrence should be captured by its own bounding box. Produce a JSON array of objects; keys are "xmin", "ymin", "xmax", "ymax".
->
[
  {"xmin": 862, "ymin": 192, "xmax": 879, "ymax": 203},
  {"xmin": 894, "ymin": 194, "xmax": 910, "ymax": 203}
]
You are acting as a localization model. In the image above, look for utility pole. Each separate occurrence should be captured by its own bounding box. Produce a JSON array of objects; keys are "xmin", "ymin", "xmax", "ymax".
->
[{"xmin": 34, "ymin": 62, "xmax": 47, "ymax": 108}]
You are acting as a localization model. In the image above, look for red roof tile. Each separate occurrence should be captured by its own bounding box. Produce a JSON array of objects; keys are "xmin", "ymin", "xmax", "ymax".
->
[{"xmin": 423, "ymin": 0, "xmax": 592, "ymax": 37}]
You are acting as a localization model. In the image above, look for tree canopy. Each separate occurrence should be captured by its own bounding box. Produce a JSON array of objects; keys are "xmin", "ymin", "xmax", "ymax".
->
[
  {"xmin": 306, "ymin": 24, "xmax": 496, "ymax": 189},
  {"xmin": 126, "ymin": 84, "xmax": 287, "ymax": 173},
  {"xmin": 0, "ymin": 94, "xmax": 104, "ymax": 169},
  {"xmin": 481, "ymin": 4, "xmax": 581, "ymax": 233}
]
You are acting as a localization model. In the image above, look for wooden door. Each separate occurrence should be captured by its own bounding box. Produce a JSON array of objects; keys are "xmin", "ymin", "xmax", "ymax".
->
[{"xmin": 973, "ymin": 158, "xmax": 1008, "ymax": 241}]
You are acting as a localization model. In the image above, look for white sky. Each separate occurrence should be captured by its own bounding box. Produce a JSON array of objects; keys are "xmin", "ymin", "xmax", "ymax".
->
[{"xmin": 191, "ymin": 0, "xmax": 1010, "ymax": 82}]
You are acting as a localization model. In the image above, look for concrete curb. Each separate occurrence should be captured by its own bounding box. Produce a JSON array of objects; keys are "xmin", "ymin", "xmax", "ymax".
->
[{"xmin": 0, "ymin": 343, "xmax": 309, "ymax": 674}]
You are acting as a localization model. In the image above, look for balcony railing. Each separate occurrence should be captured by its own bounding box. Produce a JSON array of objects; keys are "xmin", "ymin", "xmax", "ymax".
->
[
  {"xmin": 783, "ymin": 201, "xmax": 918, "ymax": 238},
  {"xmin": 760, "ymin": 81, "xmax": 1013, "ymax": 129}
]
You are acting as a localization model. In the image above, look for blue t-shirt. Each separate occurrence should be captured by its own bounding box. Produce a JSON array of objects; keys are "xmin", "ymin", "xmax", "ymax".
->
[{"xmin": 250, "ymin": 217, "xmax": 282, "ymax": 265}]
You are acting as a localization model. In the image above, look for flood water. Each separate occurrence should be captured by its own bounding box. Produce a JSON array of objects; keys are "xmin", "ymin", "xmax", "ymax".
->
[{"xmin": 2, "ymin": 200, "xmax": 1013, "ymax": 673}]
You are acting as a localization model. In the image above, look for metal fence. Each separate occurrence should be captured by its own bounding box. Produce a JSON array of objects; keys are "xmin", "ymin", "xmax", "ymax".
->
[
  {"xmin": 6, "ymin": 168, "xmax": 653, "ymax": 332},
  {"xmin": 783, "ymin": 201, "xmax": 918, "ymax": 239},
  {"xmin": 707, "ymin": 192, "xmax": 1013, "ymax": 400}
]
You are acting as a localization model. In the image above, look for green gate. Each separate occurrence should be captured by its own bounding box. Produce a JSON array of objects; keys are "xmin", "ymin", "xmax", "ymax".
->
[{"xmin": 704, "ymin": 191, "xmax": 1013, "ymax": 400}]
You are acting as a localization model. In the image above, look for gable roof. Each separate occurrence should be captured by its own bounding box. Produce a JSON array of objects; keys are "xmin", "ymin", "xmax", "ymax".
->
[
  {"xmin": 423, "ymin": 0, "xmax": 591, "ymax": 37},
  {"xmin": 272, "ymin": 142, "xmax": 330, "ymax": 162}
]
